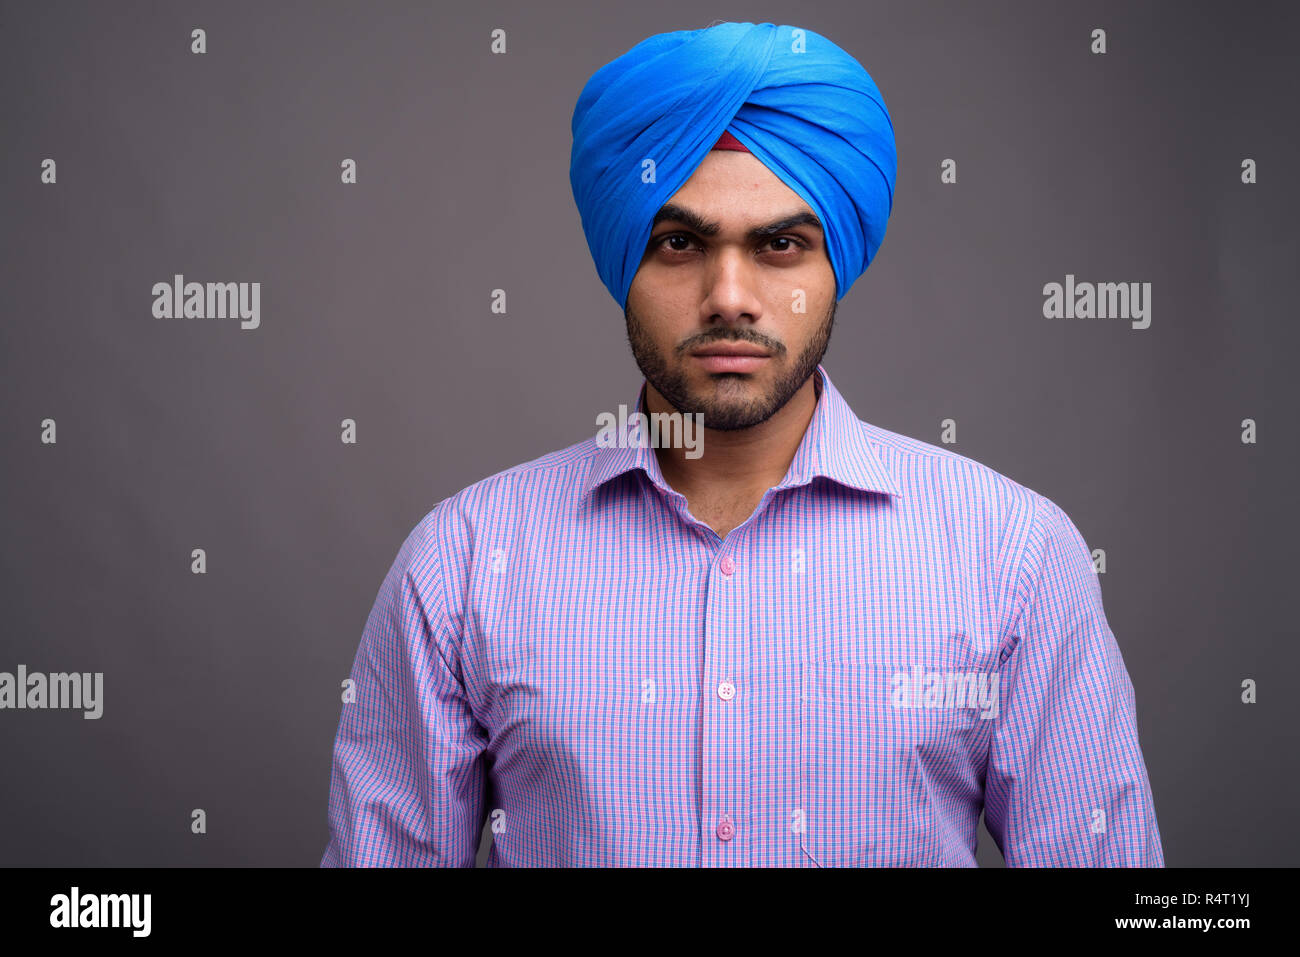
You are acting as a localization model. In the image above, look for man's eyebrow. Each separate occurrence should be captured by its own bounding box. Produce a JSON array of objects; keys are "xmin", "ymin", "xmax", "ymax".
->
[{"xmin": 648, "ymin": 203, "xmax": 823, "ymax": 243}]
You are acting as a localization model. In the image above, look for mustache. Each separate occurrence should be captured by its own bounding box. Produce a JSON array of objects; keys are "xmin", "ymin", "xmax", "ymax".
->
[{"xmin": 677, "ymin": 330, "xmax": 785, "ymax": 356}]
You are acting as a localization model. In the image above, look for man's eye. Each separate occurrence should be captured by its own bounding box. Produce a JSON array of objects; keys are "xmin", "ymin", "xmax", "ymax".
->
[
  {"xmin": 652, "ymin": 233, "xmax": 697, "ymax": 253},
  {"xmin": 652, "ymin": 234, "xmax": 808, "ymax": 254}
]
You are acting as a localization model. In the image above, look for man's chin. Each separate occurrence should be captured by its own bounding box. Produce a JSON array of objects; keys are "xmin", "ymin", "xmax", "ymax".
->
[
  {"xmin": 684, "ymin": 393, "xmax": 777, "ymax": 431},
  {"xmin": 690, "ymin": 368, "xmax": 773, "ymax": 393}
]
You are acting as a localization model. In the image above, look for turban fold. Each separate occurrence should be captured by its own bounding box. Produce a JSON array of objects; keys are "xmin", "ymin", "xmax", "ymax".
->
[{"xmin": 569, "ymin": 21, "xmax": 897, "ymax": 309}]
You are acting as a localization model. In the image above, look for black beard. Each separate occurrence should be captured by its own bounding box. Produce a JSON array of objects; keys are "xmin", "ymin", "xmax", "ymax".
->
[{"xmin": 624, "ymin": 298, "xmax": 835, "ymax": 431}]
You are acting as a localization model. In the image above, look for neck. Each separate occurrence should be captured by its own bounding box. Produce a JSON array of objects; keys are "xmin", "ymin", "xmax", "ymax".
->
[{"xmin": 645, "ymin": 372, "xmax": 821, "ymax": 499}]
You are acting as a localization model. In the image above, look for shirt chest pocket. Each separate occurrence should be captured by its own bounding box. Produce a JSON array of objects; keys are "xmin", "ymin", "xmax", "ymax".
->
[{"xmin": 797, "ymin": 656, "xmax": 988, "ymax": 867}]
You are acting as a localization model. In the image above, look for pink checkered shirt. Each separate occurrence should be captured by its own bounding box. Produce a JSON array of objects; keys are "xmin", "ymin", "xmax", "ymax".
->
[{"xmin": 321, "ymin": 364, "xmax": 1163, "ymax": 866}]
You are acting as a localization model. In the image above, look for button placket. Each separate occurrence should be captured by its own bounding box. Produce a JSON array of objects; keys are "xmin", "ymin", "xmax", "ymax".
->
[{"xmin": 703, "ymin": 537, "xmax": 747, "ymax": 864}]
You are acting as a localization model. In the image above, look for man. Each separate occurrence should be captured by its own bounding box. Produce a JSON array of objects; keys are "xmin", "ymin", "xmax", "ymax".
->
[{"xmin": 320, "ymin": 21, "xmax": 1163, "ymax": 867}]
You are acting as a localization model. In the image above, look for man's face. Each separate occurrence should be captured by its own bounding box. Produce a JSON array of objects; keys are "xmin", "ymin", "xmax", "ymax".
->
[{"xmin": 625, "ymin": 149, "xmax": 837, "ymax": 431}]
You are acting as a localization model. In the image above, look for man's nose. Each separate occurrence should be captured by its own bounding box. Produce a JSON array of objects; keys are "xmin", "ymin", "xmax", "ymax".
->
[{"xmin": 700, "ymin": 246, "xmax": 764, "ymax": 323}]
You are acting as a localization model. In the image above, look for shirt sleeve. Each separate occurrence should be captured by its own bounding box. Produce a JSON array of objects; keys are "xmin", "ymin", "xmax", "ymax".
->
[
  {"xmin": 983, "ymin": 494, "xmax": 1164, "ymax": 866},
  {"xmin": 320, "ymin": 513, "xmax": 489, "ymax": 866}
]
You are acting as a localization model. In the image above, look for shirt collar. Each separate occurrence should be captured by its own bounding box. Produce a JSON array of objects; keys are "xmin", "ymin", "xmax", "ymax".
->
[{"xmin": 581, "ymin": 364, "xmax": 904, "ymax": 502}]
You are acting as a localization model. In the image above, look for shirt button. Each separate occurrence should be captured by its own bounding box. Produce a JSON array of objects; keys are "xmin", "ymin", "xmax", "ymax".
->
[
  {"xmin": 716, "ymin": 815, "xmax": 734, "ymax": 841},
  {"xmin": 719, "ymin": 556, "xmax": 735, "ymax": 576},
  {"xmin": 717, "ymin": 680, "xmax": 736, "ymax": 701}
]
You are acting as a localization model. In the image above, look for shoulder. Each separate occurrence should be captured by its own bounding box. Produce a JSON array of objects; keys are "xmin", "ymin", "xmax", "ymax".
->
[
  {"xmin": 397, "ymin": 434, "xmax": 606, "ymax": 563},
  {"xmin": 856, "ymin": 417, "xmax": 1091, "ymax": 583},
  {"xmin": 855, "ymin": 417, "xmax": 1099, "ymax": 635},
  {"xmin": 859, "ymin": 417, "xmax": 1050, "ymax": 528}
]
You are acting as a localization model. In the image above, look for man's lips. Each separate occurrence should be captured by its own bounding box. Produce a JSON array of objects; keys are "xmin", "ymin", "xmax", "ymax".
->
[{"xmin": 689, "ymin": 345, "xmax": 772, "ymax": 373}]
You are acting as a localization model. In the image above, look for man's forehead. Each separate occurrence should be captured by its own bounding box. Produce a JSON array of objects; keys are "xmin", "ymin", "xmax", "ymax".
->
[{"xmin": 661, "ymin": 153, "xmax": 816, "ymax": 225}]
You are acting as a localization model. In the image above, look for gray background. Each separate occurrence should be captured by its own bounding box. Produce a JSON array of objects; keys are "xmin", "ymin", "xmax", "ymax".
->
[{"xmin": 1, "ymin": 0, "xmax": 1295, "ymax": 867}]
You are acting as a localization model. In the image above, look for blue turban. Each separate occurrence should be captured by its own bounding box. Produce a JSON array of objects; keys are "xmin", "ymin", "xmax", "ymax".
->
[{"xmin": 569, "ymin": 21, "xmax": 897, "ymax": 309}]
